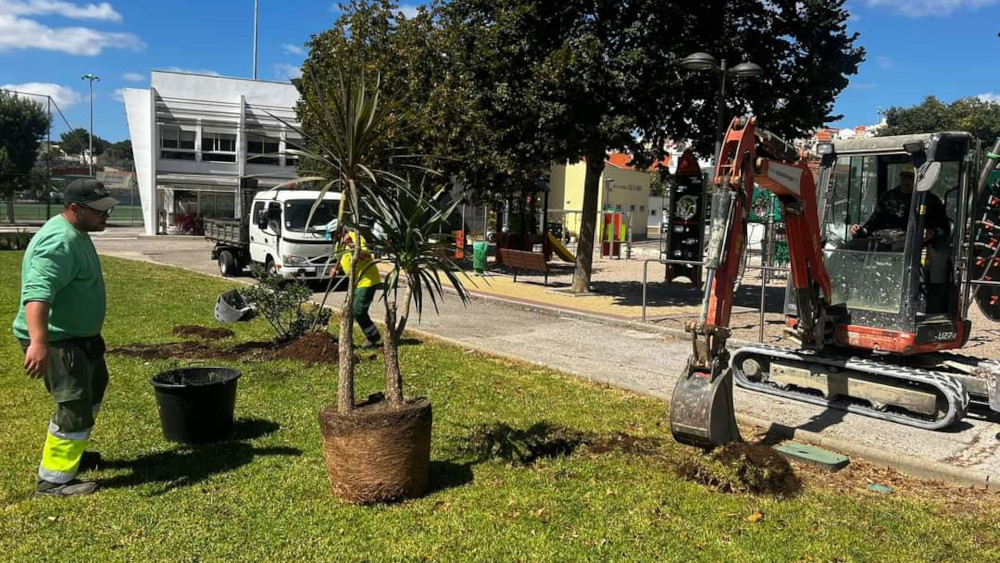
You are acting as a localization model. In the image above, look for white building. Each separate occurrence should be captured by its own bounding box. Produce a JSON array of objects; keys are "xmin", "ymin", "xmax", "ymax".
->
[{"xmin": 123, "ymin": 71, "xmax": 301, "ymax": 235}]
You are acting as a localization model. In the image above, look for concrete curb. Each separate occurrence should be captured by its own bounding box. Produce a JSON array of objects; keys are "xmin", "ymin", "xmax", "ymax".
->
[{"xmin": 95, "ymin": 250, "xmax": 1000, "ymax": 488}]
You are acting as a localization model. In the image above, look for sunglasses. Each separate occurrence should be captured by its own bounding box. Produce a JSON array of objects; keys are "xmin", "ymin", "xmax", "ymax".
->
[{"xmin": 78, "ymin": 204, "xmax": 114, "ymax": 217}]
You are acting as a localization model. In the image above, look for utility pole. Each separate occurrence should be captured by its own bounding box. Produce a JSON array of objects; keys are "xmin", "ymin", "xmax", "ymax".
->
[
  {"xmin": 253, "ymin": 0, "xmax": 259, "ymax": 80},
  {"xmin": 81, "ymin": 73, "xmax": 100, "ymax": 176}
]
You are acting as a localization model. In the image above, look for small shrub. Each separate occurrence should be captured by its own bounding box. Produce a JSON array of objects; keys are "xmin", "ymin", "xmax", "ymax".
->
[
  {"xmin": 0, "ymin": 230, "xmax": 34, "ymax": 251},
  {"xmin": 240, "ymin": 265, "xmax": 332, "ymax": 343}
]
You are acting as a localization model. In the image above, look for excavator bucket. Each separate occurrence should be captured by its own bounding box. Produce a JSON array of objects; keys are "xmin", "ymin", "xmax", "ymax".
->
[{"xmin": 669, "ymin": 354, "xmax": 741, "ymax": 449}]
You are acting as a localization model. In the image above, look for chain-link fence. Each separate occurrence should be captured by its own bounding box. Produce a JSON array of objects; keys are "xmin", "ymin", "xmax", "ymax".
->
[{"xmin": 0, "ymin": 88, "xmax": 143, "ymax": 229}]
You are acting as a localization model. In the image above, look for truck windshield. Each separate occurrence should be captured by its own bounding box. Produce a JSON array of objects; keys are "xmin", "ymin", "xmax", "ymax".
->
[{"xmin": 284, "ymin": 199, "xmax": 338, "ymax": 232}]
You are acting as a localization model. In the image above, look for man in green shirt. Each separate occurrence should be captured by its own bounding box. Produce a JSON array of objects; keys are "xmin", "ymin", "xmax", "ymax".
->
[{"xmin": 13, "ymin": 178, "xmax": 117, "ymax": 497}]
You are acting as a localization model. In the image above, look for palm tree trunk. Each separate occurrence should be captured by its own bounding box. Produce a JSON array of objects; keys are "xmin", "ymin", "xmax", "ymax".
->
[
  {"xmin": 383, "ymin": 298, "xmax": 403, "ymax": 405},
  {"xmin": 338, "ymin": 266, "xmax": 356, "ymax": 412},
  {"xmin": 394, "ymin": 283, "xmax": 414, "ymax": 339}
]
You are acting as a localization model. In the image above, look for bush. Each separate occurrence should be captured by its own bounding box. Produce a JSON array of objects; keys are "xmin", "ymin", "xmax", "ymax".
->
[
  {"xmin": 239, "ymin": 265, "xmax": 332, "ymax": 343},
  {"xmin": 0, "ymin": 230, "xmax": 34, "ymax": 251}
]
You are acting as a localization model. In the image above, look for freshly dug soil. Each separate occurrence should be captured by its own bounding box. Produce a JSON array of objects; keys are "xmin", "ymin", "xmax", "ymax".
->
[
  {"xmin": 319, "ymin": 397, "xmax": 433, "ymax": 504},
  {"xmin": 109, "ymin": 331, "xmax": 341, "ymax": 365},
  {"xmin": 676, "ymin": 442, "xmax": 802, "ymax": 498},
  {"xmin": 172, "ymin": 325, "xmax": 235, "ymax": 340},
  {"xmin": 272, "ymin": 331, "xmax": 339, "ymax": 365}
]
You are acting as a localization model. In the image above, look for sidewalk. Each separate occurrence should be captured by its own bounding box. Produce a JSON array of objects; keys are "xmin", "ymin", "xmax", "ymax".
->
[{"xmin": 90, "ymin": 234, "xmax": 1000, "ymax": 485}]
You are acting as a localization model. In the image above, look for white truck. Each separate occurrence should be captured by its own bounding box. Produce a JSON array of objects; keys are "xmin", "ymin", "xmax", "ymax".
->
[{"xmin": 204, "ymin": 185, "xmax": 341, "ymax": 281}]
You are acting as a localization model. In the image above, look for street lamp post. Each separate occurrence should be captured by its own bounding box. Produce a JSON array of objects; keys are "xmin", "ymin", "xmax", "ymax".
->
[
  {"xmin": 681, "ymin": 52, "xmax": 763, "ymax": 167},
  {"xmin": 253, "ymin": 0, "xmax": 259, "ymax": 79},
  {"xmin": 81, "ymin": 73, "xmax": 100, "ymax": 177}
]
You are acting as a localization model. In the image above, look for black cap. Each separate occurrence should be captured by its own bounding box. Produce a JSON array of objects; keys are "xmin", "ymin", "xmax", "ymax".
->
[{"xmin": 64, "ymin": 179, "xmax": 119, "ymax": 211}]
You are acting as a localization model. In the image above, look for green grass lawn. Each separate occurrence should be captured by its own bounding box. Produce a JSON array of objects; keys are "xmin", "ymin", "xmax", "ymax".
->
[{"xmin": 1, "ymin": 252, "xmax": 998, "ymax": 562}]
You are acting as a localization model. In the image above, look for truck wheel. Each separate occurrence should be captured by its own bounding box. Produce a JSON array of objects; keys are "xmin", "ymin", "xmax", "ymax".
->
[
  {"xmin": 265, "ymin": 256, "xmax": 277, "ymax": 275},
  {"xmin": 218, "ymin": 250, "xmax": 237, "ymax": 277}
]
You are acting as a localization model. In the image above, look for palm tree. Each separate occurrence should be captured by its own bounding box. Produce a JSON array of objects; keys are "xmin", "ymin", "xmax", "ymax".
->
[
  {"xmin": 356, "ymin": 182, "xmax": 470, "ymax": 404},
  {"xmin": 275, "ymin": 71, "xmax": 414, "ymax": 412}
]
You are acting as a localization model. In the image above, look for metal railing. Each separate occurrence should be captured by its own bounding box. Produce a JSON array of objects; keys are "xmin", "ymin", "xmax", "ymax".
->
[{"xmin": 641, "ymin": 257, "xmax": 791, "ymax": 343}]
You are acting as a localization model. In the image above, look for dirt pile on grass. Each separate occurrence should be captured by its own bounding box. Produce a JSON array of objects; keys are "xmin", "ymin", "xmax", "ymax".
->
[
  {"xmin": 109, "ymin": 331, "xmax": 341, "ymax": 365},
  {"xmin": 172, "ymin": 325, "xmax": 235, "ymax": 339},
  {"xmin": 272, "ymin": 331, "xmax": 339, "ymax": 365},
  {"xmin": 677, "ymin": 442, "xmax": 802, "ymax": 498}
]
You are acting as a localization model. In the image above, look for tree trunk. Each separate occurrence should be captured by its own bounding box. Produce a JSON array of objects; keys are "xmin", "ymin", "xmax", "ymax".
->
[
  {"xmin": 336, "ymin": 186, "xmax": 360, "ymax": 413},
  {"xmin": 383, "ymin": 298, "xmax": 403, "ymax": 405},
  {"xmin": 338, "ymin": 283, "xmax": 356, "ymax": 412},
  {"xmin": 571, "ymin": 145, "xmax": 607, "ymax": 293},
  {"xmin": 395, "ymin": 283, "xmax": 414, "ymax": 338}
]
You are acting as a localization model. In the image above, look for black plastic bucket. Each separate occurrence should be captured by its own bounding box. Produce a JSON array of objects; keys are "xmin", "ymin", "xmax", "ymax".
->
[{"xmin": 151, "ymin": 367, "xmax": 241, "ymax": 444}]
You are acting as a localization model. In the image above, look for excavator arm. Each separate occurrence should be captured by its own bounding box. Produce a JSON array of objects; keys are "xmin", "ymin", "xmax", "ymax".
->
[{"xmin": 670, "ymin": 116, "xmax": 836, "ymax": 448}]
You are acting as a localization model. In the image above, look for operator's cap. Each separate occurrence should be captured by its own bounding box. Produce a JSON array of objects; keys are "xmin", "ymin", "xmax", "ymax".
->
[{"xmin": 64, "ymin": 178, "xmax": 119, "ymax": 211}]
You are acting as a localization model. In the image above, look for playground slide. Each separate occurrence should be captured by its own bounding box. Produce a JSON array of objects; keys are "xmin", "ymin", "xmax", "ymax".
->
[{"xmin": 546, "ymin": 232, "xmax": 576, "ymax": 263}]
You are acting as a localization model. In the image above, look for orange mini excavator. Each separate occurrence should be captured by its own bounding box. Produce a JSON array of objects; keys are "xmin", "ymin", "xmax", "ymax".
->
[{"xmin": 670, "ymin": 116, "xmax": 1000, "ymax": 448}]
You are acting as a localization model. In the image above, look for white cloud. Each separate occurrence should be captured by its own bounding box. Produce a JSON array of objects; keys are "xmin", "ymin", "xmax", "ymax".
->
[
  {"xmin": 875, "ymin": 55, "xmax": 894, "ymax": 69},
  {"xmin": 274, "ymin": 63, "xmax": 302, "ymax": 81},
  {"xmin": 1, "ymin": 81, "xmax": 82, "ymax": 107},
  {"xmin": 863, "ymin": 0, "xmax": 1000, "ymax": 17},
  {"xmin": 978, "ymin": 92, "xmax": 1000, "ymax": 103},
  {"xmin": 121, "ymin": 71, "xmax": 144, "ymax": 82},
  {"xmin": 399, "ymin": 3, "xmax": 421, "ymax": 18},
  {"xmin": 0, "ymin": 13, "xmax": 144, "ymax": 55},
  {"xmin": 161, "ymin": 66, "xmax": 221, "ymax": 77},
  {"xmin": 111, "ymin": 87, "xmax": 124, "ymax": 102},
  {"xmin": 281, "ymin": 43, "xmax": 304, "ymax": 56},
  {"xmin": 0, "ymin": 0, "xmax": 122, "ymax": 21}
]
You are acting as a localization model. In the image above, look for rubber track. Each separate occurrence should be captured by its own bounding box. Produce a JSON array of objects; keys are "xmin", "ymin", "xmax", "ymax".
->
[{"xmin": 731, "ymin": 344, "xmax": 970, "ymax": 430}]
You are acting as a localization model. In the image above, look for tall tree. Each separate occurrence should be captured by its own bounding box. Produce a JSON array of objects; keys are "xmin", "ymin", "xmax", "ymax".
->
[
  {"xmin": 445, "ymin": 0, "xmax": 863, "ymax": 292},
  {"xmin": 59, "ymin": 127, "xmax": 110, "ymax": 158},
  {"xmin": 0, "ymin": 91, "xmax": 50, "ymax": 223},
  {"xmin": 880, "ymin": 96, "xmax": 1000, "ymax": 145},
  {"xmin": 100, "ymin": 139, "xmax": 134, "ymax": 170}
]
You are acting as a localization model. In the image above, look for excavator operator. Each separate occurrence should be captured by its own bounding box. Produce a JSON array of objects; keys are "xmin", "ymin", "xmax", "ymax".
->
[{"xmin": 844, "ymin": 168, "xmax": 951, "ymax": 312}]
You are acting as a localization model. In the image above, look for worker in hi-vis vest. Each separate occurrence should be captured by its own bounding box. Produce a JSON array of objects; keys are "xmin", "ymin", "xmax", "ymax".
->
[{"xmin": 13, "ymin": 179, "xmax": 118, "ymax": 497}]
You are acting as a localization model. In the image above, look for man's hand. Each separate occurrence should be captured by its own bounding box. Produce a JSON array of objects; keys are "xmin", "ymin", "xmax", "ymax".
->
[
  {"xmin": 24, "ymin": 341, "xmax": 49, "ymax": 378},
  {"xmin": 849, "ymin": 224, "xmax": 865, "ymax": 238}
]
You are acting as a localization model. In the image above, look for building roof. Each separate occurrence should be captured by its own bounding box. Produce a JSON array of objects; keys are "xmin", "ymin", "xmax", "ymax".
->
[{"xmin": 605, "ymin": 152, "xmax": 672, "ymax": 171}]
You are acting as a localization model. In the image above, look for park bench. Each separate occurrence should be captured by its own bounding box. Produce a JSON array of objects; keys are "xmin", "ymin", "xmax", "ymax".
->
[{"xmin": 498, "ymin": 248, "xmax": 549, "ymax": 286}]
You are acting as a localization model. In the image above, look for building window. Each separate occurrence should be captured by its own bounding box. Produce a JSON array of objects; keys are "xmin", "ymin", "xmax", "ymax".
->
[
  {"xmin": 640, "ymin": 205, "xmax": 645, "ymax": 212},
  {"xmin": 203, "ymin": 131, "xmax": 237, "ymax": 163},
  {"xmin": 650, "ymin": 209, "xmax": 657, "ymax": 217},
  {"xmin": 283, "ymin": 136, "xmax": 301, "ymax": 167},
  {"xmin": 247, "ymin": 133, "xmax": 280, "ymax": 166},
  {"xmin": 160, "ymin": 126, "xmax": 195, "ymax": 161},
  {"xmin": 629, "ymin": 204, "xmax": 636, "ymax": 212}
]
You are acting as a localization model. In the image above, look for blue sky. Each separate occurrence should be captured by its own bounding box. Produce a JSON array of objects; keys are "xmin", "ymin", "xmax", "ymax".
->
[{"xmin": 0, "ymin": 0, "xmax": 997, "ymax": 143}]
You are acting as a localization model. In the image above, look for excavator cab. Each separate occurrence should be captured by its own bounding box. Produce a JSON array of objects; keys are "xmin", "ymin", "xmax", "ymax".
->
[{"xmin": 790, "ymin": 132, "xmax": 975, "ymax": 355}]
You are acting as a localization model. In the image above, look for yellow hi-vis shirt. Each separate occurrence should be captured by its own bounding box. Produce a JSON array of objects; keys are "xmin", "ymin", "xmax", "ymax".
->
[{"xmin": 340, "ymin": 232, "xmax": 380, "ymax": 288}]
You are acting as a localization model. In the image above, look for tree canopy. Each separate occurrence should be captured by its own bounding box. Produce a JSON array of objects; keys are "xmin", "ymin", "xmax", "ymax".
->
[
  {"xmin": 0, "ymin": 91, "xmax": 50, "ymax": 222},
  {"xmin": 443, "ymin": 0, "xmax": 863, "ymax": 290},
  {"xmin": 880, "ymin": 96, "xmax": 1000, "ymax": 145},
  {"xmin": 59, "ymin": 127, "xmax": 110, "ymax": 157}
]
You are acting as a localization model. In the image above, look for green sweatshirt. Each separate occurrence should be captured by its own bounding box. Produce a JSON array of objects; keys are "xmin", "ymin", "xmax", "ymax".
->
[{"xmin": 12, "ymin": 215, "xmax": 106, "ymax": 341}]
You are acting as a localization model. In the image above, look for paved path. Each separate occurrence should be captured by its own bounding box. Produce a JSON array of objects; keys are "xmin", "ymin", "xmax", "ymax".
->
[{"xmin": 91, "ymin": 231, "xmax": 1000, "ymax": 481}]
